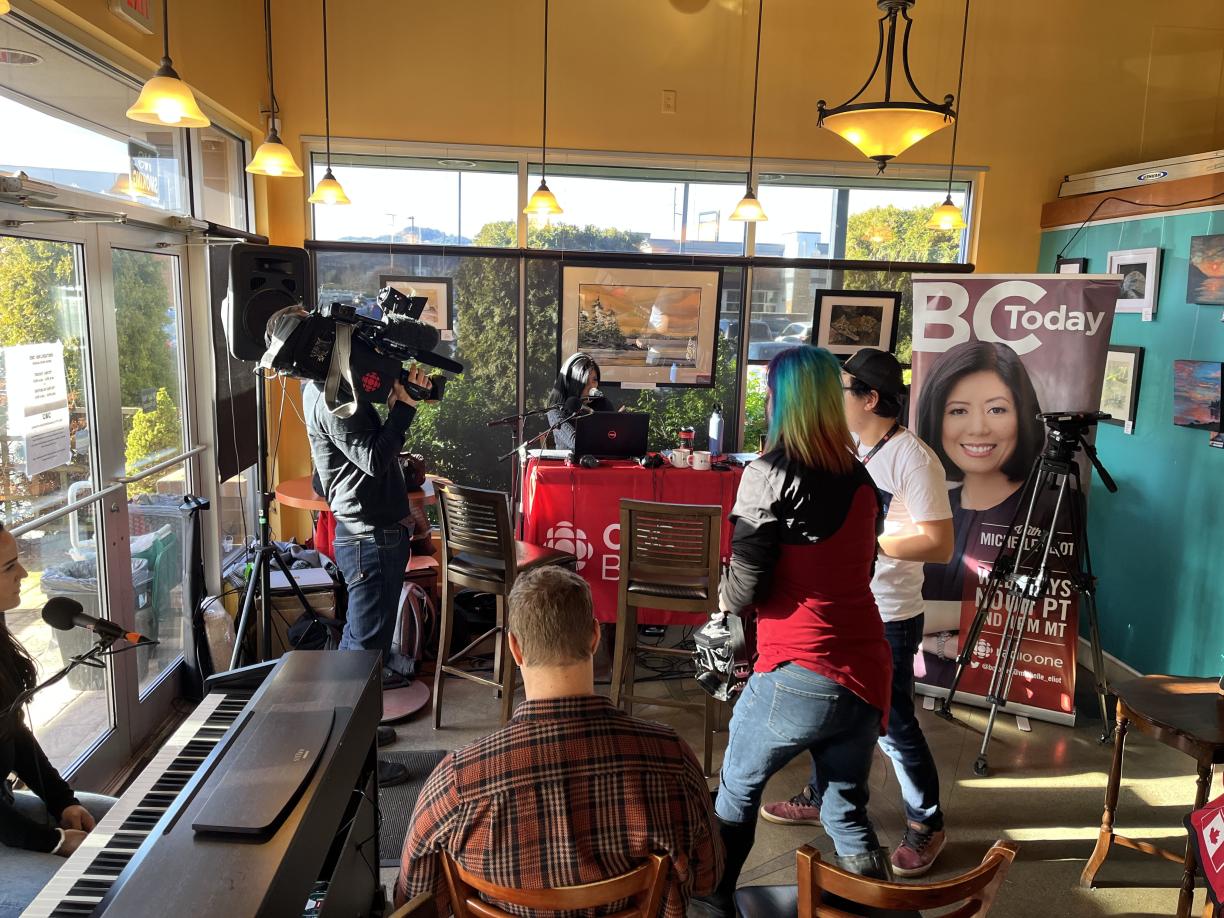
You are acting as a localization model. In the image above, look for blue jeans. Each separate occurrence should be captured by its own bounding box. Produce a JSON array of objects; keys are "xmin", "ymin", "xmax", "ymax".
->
[
  {"xmin": 332, "ymin": 524, "xmax": 411, "ymax": 657},
  {"xmin": 809, "ymin": 614, "xmax": 943, "ymax": 830},
  {"xmin": 717, "ymin": 663, "xmax": 882, "ymax": 857},
  {"xmin": 0, "ymin": 791, "xmax": 115, "ymax": 918}
]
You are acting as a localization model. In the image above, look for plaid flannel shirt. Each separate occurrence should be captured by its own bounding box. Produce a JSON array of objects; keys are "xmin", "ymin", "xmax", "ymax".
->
[{"xmin": 395, "ymin": 695, "xmax": 721, "ymax": 917}]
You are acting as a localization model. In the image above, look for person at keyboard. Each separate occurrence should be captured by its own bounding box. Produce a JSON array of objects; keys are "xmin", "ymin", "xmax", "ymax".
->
[
  {"xmin": 394, "ymin": 566, "xmax": 721, "ymax": 916},
  {"xmin": 546, "ymin": 352, "xmax": 616, "ymax": 452},
  {"xmin": 0, "ymin": 520, "xmax": 116, "ymax": 918}
]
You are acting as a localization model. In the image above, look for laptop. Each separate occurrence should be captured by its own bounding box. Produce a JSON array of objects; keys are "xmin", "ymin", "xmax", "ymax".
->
[{"xmin": 573, "ymin": 411, "xmax": 650, "ymax": 459}]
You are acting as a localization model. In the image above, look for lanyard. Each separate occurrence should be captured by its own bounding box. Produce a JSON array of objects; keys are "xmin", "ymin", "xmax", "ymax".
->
[{"xmin": 860, "ymin": 422, "xmax": 901, "ymax": 466}]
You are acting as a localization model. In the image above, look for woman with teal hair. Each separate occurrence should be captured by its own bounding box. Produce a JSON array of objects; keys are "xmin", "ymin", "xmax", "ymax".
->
[{"xmin": 692, "ymin": 346, "xmax": 892, "ymax": 916}]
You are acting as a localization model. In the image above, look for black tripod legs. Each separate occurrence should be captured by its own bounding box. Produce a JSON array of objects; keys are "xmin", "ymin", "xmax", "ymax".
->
[{"xmin": 1081, "ymin": 588, "xmax": 1113, "ymax": 744}]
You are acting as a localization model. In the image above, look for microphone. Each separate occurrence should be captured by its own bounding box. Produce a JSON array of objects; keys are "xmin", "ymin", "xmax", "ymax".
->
[
  {"xmin": 42, "ymin": 597, "xmax": 148, "ymax": 645},
  {"xmin": 562, "ymin": 396, "xmax": 594, "ymax": 417}
]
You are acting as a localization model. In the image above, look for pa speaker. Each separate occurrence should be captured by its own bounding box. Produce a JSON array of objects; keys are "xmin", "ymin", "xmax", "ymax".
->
[{"xmin": 223, "ymin": 243, "xmax": 311, "ymax": 360}]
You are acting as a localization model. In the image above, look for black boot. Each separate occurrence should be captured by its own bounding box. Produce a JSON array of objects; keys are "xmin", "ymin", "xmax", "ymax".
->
[
  {"xmin": 688, "ymin": 817, "xmax": 757, "ymax": 918},
  {"xmin": 836, "ymin": 847, "xmax": 893, "ymax": 881}
]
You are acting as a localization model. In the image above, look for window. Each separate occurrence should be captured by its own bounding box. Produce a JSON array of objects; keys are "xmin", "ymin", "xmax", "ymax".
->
[
  {"xmin": 0, "ymin": 16, "xmax": 189, "ymax": 213},
  {"xmin": 310, "ymin": 153, "xmax": 518, "ymax": 246},
  {"xmin": 196, "ymin": 125, "xmax": 249, "ymax": 230}
]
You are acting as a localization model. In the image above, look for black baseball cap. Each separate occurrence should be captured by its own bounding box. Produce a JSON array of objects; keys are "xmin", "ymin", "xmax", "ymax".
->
[{"xmin": 843, "ymin": 348, "xmax": 906, "ymax": 397}]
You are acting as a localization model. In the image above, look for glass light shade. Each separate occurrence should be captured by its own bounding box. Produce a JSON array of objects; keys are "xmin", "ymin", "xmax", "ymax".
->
[
  {"xmin": 308, "ymin": 169, "xmax": 351, "ymax": 205},
  {"xmin": 821, "ymin": 105, "xmax": 952, "ymax": 165},
  {"xmin": 126, "ymin": 61, "xmax": 211, "ymax": 128},
  {"xmin": 524, "ymin": 179, "xmax": 563, "ymax": 216},
  {"xmin": 246, "ymin": 132, "xmax": 303, "ymax": 177},
  {"xmin": 108, "ymin": 172, "xmax": 158, "ymax": 200},
  {"xmin": 0, "ymin": 1, "xmax": 11, "ymax": 14},
  {"xmin": 729, "ymin": 189, "xmax": 768, "ymax": 222},
  {"xmin": 863, "ymin": 224, "xmax": 894, "ymax": 245},
  {"xmin": 928, "ymin": 196, "xmax": 966, "ymax": 231}
]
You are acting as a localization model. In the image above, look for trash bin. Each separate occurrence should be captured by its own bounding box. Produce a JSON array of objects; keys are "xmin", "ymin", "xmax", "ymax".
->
[{"xmin": 42, "ymin": 557, "xmax": 152, "ymax": 690}]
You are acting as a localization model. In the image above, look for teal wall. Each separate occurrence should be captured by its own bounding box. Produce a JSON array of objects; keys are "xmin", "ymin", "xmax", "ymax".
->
[{"xmin": 1039, "ymin": 209, "xmax": 1224, "ymax": 678}]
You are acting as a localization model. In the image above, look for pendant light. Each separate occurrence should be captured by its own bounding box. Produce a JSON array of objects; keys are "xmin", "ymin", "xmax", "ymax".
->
[
  {"xmin": 247, "ymin": 0, "xmax": 303, "ymax": 178},
  {"xmin": 126, "ymin": 0, "xmax": 210, "ymax": 128},
  {"xmin": 928, "ymin": 0, "xmax": 970, "ymax": 231},
  {"xmin": 730, "ymin": 0, "xmax": 768, "ymax": 222},
  {"xmin": 817, "ymin": 0, "xmax": 954, "ymax": 172},
  {"xmin": 0, "ymin": 2, "xmax": 11, "ymax": 15},
  {"xmin": 109, "ymin": 171, "xmax": 158, "ymax": 200},
  {"xmin": 308, "ymin": 0, "xmax": 349, "ymax": 204},
  {"xmin": 524, "ymin": 0, "xmax": 562, "ymax": 217}
]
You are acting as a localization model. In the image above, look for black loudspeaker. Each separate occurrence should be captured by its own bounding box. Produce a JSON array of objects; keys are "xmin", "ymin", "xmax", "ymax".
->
[{"xmin": 223, "ymin": 243, "xmax": 311, "ymax": 360}]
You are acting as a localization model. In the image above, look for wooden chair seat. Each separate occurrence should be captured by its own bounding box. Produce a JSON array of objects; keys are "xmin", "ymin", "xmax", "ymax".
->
[
  {"xmin": 447, "ymin": 542, "xmax": 574, "ymax": 580},
  {"xmin": 626, "ymin": 577, "xmax": 711, "ymax": 600}
]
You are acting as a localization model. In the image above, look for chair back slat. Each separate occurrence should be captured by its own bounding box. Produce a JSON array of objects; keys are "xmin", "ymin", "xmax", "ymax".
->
[
  {"xmin": 798, "ymin": 841, "xmax": 1018, "ymax": 917},
  {"xmin": 437, "ymin": 483, "xmax": 514, "ymax": 571},
  {"xmin": 620, "ymin": 500, "xmax": 722, "ymax": 586},
  {"xmin": 441, "ymin": 851, "xmax": 669, "ymax": 918}
]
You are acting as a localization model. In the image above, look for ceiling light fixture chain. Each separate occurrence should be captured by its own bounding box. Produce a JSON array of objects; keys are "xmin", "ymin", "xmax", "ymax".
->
[
  {"xmin": 524, "ymin": 0, "xmax": 562, "ymax": 216},
  {"xmin": 928, "ymin": 0, "xmax": 970, "ymax": 231},
  {"xmin": 730, "ymin": 0, "xmax": 768, "ymax": 222},
  {"xmin": 309, "ymin": 0, "xmax": 350, "ymax": 203}
]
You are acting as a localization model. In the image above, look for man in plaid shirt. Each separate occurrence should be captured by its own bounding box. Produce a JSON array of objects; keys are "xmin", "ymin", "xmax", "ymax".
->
[{"xmin": 395, "ymin": 566, "xmax": 722, "ymax": 916}]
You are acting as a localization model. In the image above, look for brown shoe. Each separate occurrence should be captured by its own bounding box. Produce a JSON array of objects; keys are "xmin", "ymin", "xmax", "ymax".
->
[
  {"xmin": 891, "ymin": 822, "xmax": 946, "ymax": 877},
  {"xmin": 759, "ymin": 785, "xmax": 822, "ymax": 826}
]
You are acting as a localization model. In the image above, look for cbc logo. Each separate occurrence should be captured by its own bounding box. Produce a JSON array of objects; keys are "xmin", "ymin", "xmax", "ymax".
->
[{"xmin": 544, "ymin": 522, "xmax": 593, "ymax": 571}]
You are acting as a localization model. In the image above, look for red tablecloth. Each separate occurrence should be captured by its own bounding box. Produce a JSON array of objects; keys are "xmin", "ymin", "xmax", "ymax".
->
[{"xmin": 521, "ymin": 458, "xmax": 744, "ymax": 624}]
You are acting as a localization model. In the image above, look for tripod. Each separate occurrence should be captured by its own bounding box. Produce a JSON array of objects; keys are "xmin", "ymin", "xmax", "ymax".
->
[
  {"xmin": 937, "ymin": 411, "xmax": 1117, "ymax": 777},
  {"xmin": 230, "ymin": 369, "xmax": 319, "ymax": 668}
]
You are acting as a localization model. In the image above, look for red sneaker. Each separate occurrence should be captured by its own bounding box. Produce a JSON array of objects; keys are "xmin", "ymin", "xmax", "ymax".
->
[
  {"xmin": 759, "ymin": 786, "xmax": 822, "ymax": 826},
  {"xmin": 890, "ymin": 822, "xmax": 946, "ymax": 877}
]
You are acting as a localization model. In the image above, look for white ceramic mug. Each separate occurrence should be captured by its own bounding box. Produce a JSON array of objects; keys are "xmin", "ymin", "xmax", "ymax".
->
[
  {"xmin": 690, "ymin": 450, "xmax": 712, "ymax": 471},
  {"xmin": 670, "ymin": 448, "xmax": 691, "ymax": 469}
]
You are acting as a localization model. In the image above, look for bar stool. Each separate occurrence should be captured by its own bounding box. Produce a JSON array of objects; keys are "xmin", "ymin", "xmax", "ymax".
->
[
  {"xmin": 610, "ymin": 498, "xmax": 724, "ymax": 775},
  {"xmin": 433, "ymin": 482, "xmax": 577, "ymax": 727}
]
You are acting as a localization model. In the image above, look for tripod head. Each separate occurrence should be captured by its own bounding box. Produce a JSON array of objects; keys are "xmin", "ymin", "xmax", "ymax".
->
[{"xmin": 1038, "ymin": 411, "xmax": 1118, "ymax": 493}]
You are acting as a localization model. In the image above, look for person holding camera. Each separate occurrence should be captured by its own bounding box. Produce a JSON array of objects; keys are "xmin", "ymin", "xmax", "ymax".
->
[{"xmin": 303, "ymin": 365, "xmax": 432, "ymax": 788}]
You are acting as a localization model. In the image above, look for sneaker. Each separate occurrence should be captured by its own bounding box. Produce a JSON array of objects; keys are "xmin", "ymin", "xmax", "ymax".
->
[
  {"xmin": 891, "ymin": 822, "xmax": 946, "ymax": 877},
  {"xmin": 377, "ymin": 759, "xmax": 410, "ymax": 788},
  {"xmin": 759, "ymin": 786, "xmax": 822, "ymax": 826}
]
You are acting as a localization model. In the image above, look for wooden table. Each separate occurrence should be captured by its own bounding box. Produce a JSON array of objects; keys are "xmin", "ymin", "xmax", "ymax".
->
[
  {"xmin": 274, "ymin": 474, "xmax": 447, "ymax": 513},
  {"xmin": 1081, "ymin": 676, "xmax": 1224, "ymax": 917}
]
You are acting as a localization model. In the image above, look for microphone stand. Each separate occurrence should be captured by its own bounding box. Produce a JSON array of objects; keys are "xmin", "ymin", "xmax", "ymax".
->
[
  {"xmin": 494, "ymin": 405, "xmax": 584, "ymax": 538},
  {"xmin": 0, "ymin": 634, "xmax": 156, "ymax": 722}
]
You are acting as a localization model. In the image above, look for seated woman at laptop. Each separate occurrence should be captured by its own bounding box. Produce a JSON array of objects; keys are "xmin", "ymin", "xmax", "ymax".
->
[{"xmin": 547, "ymin": 353, "xmax": 616, "ymax": 452}]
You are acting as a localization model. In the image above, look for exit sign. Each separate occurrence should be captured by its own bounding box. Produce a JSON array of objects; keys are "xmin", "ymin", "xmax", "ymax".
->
[{"xmin": 109, "ymin": 0, "xmax": 154, "ymax": 35}]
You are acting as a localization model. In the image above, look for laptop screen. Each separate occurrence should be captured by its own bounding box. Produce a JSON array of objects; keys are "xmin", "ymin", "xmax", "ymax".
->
[{"xmin": 573, "ymin": 412, "xmax": 650, "ymax": 458}]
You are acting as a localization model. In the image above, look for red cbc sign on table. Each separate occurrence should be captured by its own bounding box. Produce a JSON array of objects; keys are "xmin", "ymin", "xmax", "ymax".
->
[{"xmin": 520, "ymin": 459, "xmax": 744, "ymax": 624}]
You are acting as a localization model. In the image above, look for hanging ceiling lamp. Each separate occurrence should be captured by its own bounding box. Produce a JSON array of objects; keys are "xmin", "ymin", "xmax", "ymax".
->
[
  {"xmin": 307, "ymin": 0, "xmax": 349, "ymax": 204},
  {"xmin": 524, "ymin": 0, "xmax": 562, "ymax": 217},
  {"xmin": 928, "ymin": 0, "xmax": 969, "ymax": 231},
  {"xmin": 247, "ymin": 0, "xmax": 302, "ymax": 178},
  {"xmin": 730, "ymin": 0, "xmax": 768, "ymax": 222},
  {"xmin": 126, "ymin": 0, "xmax": 210, "ymax": 128},
  {"xmin": 817, "ymin": 0, "xmax": 954, "ymax": 172},
  {"xmin": 108, "ymin": 171, "xmax": 158, "ymax": 200},
  {"xmin": 0, "ymin": 2, "xmax": 11, "ymax": 15}
]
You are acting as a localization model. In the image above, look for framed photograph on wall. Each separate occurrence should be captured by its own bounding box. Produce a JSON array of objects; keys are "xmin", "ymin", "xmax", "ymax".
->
[
  {"xmin": 560, "ymin": 264, "xmax": 722, "ymax": 387},
  {"xmin": 1173, "ymin": 360, "xmax": 1222, "ymax": 431},
  {"xmin": 1106, "ymin": 247, "xmax": 1161, "ymax": 318},
  {"xmin": 379, "ymin": 275, "xmax": 455, "ymax": 340},
  {"xmin": 1099, "ymin": 345, "xmax": 1143, "ymax": 430},
  {"xmin": 1056, "ymin": 257, "xmax": 1088, "ymax": 274},
  {"xmin": 811, "ymin": 289, "xmax": 901, "ymax": 357},
  {"xmin": 1187, "ymin": 233, "xmax": 1224, "ymax": 305}
]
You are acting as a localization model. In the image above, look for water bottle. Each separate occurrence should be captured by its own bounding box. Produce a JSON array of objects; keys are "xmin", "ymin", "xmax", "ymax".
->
[{"xmin": 708, "ymin": 403, "xmax": 724, "ymax": 457}]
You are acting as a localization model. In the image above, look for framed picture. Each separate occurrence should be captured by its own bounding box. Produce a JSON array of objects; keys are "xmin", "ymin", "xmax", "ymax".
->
[
  {"xmin": 1172, "ymin": 360, "xmax": 1222, "ymax": 431},
  {"xmin": 811, "ymin": 289, "xmax": 901, "ymax": 357},
  {"xmin": 1056, "ymin": 257, "xmax": 1088, "ymax": 274},
  {"xmin": 1187, "ymin": 234, "xmax": 1224, "ymax": 305},
  {"xmin": 560, "ymin": 264, "xmax": 722, "ymax": 387},
  {"xmin": 1106, "ymin": 247, "xmax": 1161, "ymax": 318},
  {"xmin": 378, "ymin": 275, "xmax": 454, "ymax": 340},
  {"xmin": 1099, "ymin": 345, "xmax": 1143, "ymax": 429}
]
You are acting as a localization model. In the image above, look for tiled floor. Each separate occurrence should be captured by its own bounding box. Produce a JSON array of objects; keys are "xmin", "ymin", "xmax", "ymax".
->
[{"xmin": 380, "ymin": 657, "xmax": 1211, "ymax": 916}]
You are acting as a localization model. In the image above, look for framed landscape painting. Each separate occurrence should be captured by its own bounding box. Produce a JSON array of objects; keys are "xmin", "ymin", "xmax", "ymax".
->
[
  {"xmin": 1173, "ymin": 360, "xmax": 1222, "ymax": 432},
  {"xmin": 560, "ymin": 264, "xmax": 722, "ymax": 387},
  {"xmin": 1187, "ymin": 234, "xmax": 1224, "ymax": 305},
  {"xmin": 1099, "ymin": 345, "xmax": 1143, "ymax": 429},
  {"xmin": 1106, "ymin": 247, "xmax": 1161, "ymax": 317},
  {"xmin": 379, "ymin": 275, "xmax": 455, "ymax": 340},
  {"xmin": 812, "ymin": 289, "xmax": 901, "ymax": 357}
]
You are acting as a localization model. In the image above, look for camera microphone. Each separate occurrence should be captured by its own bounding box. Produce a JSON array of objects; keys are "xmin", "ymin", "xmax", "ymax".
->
[{"xmin": 42, "ymin": 596, "xmax": 149, "ymax": 645}]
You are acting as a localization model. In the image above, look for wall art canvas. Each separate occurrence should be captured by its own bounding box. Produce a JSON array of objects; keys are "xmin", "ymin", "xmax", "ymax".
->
[
  {"xmin": 812, "ymin": 289, "xmax": 901, "ymax": 357},
  {"xmin": 1173, "ymin": 360, "xmax": 1222, "ymax": 431},
  {"xmin": 1106, "ymin": 247, "xmax": 1161, "ymax": 317},
  {"xmin": 560, "ymin": 265, "xmax": 721, "ymax": 387},
  {"xmin": 1187, "ymin": 234, "xmax": 1224, "ymax": 305},
  {"xmin": 1100, "ymin": 345, "xmax": 1143, "ymax": 428},
  {"xmin": 379, "ymin": 275, "xmax": 455, "ymax": 340}
]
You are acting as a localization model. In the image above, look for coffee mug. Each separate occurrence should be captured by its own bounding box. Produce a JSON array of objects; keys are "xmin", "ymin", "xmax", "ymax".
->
[
  {"xmin": 690, "ymin": 450, "xmax": 712, "ymax": 471},
  {"xmin": 670, "ymin": 448, "xmax": 691, "ymax": 469}
]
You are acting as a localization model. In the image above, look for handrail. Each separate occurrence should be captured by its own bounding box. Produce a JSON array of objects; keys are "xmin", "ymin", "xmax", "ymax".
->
[
  {"xmin": 9, "ymin": 482, "xmax": 125, "ymax": 538},
  {"xmin": 115, "ymin": 445, "xmax": 207, "ymax": 484}
]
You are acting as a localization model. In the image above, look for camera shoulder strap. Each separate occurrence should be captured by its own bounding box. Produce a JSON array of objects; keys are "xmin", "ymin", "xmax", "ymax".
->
[{"xmin": 324, "ymin": 323, "xmax": 360, "ymax": 418}]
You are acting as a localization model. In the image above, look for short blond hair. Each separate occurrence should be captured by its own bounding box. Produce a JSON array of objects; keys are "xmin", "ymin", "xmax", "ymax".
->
[{"xmin": 508, "ymin": 566, "xmax": 595, "ymax": 666}]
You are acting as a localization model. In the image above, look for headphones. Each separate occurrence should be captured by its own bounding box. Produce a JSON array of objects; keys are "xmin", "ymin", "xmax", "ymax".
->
[
  {"xmin": 637, "ymin": 453, "xmax": 664, "ymax": 469},
  {"xmin": 577, "ymin": 454, "xmax": 600, "ymax": 469}
]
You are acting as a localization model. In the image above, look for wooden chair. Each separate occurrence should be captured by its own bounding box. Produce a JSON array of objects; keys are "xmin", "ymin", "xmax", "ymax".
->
[
  {"xmin": 440, "ymin": 850, "xmax": 670, "ymax": 918},
  {"xmin": 385, "ymin": 892, "xmax": 438, "ymax": 918},
  {"xmin": 609, "ymin": 499, "xmax": 724, "ymax": 775},
  {"xmin": 733, "ymin": 841, "xmax": 1018, "ymax": 918},
  {"xmin": 433, "ymin": 483, "xmax": 576, "ymax": 727}
]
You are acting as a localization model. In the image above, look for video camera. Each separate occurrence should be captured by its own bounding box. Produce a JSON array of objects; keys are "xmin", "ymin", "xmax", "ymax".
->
[{"xmin": 260, "ymin": 286, "xmax": 463, "ymax": 411}]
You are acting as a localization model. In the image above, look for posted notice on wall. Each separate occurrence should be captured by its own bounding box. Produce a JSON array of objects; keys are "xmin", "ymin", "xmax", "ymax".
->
[{"xmin": 4, "ymin": 342, "xmax": 71, "ymax": 477}]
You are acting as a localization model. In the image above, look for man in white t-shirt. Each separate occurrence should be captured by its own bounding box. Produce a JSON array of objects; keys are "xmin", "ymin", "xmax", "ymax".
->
[{"xmin": 760, "ymin": 348, "xmax": 954, "ymax": 878}]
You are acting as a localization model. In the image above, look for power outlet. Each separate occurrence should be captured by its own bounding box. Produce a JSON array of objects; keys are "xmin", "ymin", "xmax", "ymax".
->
[{"xmin": 661, "ymin": 90, "xmax": 677, "ymax": 114}]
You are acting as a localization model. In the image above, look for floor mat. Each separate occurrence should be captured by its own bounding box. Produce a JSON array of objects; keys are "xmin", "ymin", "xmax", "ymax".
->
[{"xmin": 378, "ymin": 749, "xmax": 449, "ymax": 867}]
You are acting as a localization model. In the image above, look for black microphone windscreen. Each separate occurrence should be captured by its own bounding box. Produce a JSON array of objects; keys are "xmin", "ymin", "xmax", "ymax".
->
[
  {"xmin": 562, "ymin": 396, "xmax": 584, "ymax": 414},
  {"xmin": 381, "ymin": 313, "xmax": 441, "ymax": 352},
  {"xmin": 43, "ymin": 597, "xmax": 83, "ymax": 632}
]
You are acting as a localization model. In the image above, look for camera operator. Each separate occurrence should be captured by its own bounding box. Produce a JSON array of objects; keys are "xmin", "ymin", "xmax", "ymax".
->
[{"xmin": 303, "ymin": 364, "xmax": 432, "ymax": 789}]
